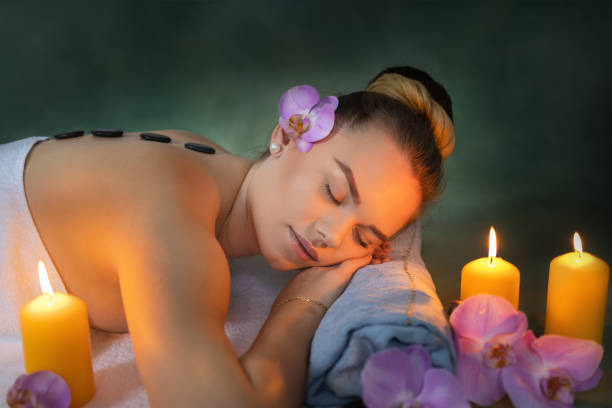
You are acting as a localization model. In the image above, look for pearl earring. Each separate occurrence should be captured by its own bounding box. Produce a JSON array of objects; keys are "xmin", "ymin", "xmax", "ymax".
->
[{"xmin": 269, "ymin": 142, "xmax": 282, "ymax": 155}]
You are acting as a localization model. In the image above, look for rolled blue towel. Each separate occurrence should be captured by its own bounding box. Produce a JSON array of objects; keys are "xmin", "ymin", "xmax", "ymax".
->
[{"xmin": 305, "ymin": 220, "xmax": 456, "ymax": 407}]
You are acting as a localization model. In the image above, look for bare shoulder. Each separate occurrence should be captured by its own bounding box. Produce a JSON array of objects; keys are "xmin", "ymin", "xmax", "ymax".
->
[
  {"xmin": 111, "ymin": 151, "xmax": 231, "ymax": 323},
  {"xmin": 121, "ymin": 139, "xmax": 222, "ymax": 231}
]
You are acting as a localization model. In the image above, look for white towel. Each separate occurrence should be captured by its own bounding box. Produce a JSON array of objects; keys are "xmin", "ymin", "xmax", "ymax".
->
[
  {"xmin": 0, "ymin": 136, "xmax": 423, "ymax": 407},
  {"xmin": 0, "ymin": 136, "xmax": 297, "ymax": 406}
]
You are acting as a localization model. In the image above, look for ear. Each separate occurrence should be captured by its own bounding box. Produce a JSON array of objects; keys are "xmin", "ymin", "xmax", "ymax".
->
[{"xmin": 270, "ymin": 124, "xmax": 291, "ymax": 146}]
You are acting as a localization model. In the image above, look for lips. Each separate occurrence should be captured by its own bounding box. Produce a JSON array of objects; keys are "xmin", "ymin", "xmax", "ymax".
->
[{"xmin": 290, "ymin": 227, "xmax": 319, "ymax": 262}]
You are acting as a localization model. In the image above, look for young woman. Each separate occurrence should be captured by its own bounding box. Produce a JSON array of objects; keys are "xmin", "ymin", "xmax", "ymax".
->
[{"xmin": 17, "ymin": 65, "xmax": 455, "ymax": 407}]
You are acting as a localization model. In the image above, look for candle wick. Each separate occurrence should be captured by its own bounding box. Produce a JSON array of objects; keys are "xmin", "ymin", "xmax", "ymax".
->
[
  {"xmin": 45, "ymin": 292, "xmax": 55, "ymax": 304},
  {"xmin": 488, "ymin": 255, "xmax": 495, "ymax": 266}
]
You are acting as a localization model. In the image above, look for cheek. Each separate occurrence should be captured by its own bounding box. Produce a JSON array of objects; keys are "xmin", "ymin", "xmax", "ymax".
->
[{"xmin": 280, "ymin": 173, "xmax": 325, "ymax": 219}]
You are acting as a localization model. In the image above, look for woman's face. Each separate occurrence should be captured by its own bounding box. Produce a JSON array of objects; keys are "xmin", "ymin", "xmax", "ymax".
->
[{"xmin": 251, "ymin": 121, "xmax": 422, "ymax": 270}]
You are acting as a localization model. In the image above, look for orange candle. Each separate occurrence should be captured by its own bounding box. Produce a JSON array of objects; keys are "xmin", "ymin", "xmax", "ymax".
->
[
  {"xmin": 460, "ymin": 227, "xmax": 520, "ymax": 309},
  {"xmin": 545, "ymin": 233, "xmax": 609, "ymax": 344},
  {"xmin": 19, "ymin": 261, "xmax": 95, "ymax": 407}
]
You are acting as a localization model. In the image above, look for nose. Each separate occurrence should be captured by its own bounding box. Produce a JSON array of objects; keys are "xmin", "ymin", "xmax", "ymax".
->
[{"xmin": 313, "ymin": 213, "xmax": 353, "ymax": 249}]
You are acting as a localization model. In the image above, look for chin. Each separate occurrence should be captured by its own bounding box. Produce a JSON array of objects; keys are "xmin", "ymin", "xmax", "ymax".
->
[{"xmin": 262, "ymin": 251, "xmax": 298, "ymax": 271}]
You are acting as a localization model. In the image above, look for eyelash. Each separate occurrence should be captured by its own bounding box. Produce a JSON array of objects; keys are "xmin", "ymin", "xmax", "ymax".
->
[
  {"xmin": 324, "ymin": 183, "xmax": 368, "ymax": 248},
  {"xmin": 325, "ymin": 183, "xmax": 341, "ymax": 205}
]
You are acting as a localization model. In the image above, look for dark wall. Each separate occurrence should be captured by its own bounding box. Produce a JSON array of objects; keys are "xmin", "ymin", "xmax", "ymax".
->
[{"xmin": 2, "ymin": 0, "xmax": 611, "ymax": 358}]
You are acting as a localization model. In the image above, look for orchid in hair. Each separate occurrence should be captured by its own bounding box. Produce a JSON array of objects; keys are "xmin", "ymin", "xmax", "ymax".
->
[{"xmin": 278, "ymin": 85, "xmax": 339, "ymax": 153}]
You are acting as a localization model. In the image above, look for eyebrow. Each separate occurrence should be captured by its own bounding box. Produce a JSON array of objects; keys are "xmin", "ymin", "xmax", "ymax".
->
[{"xmin": 333, "ymin": 157, "xmax": 389, "ymax": 243}]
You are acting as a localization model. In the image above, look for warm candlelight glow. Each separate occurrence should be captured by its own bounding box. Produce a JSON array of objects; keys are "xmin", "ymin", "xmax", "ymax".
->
[
  {"xmin": 460, "ymin": 226, "xmax": 520, "ymax": 309},
  {"xmin": 545, "ymin": 232, "xmax": 609, "ymax": 343},
  {"xmin": 573, "ymin": 232, "xmax": 583, "ymax": 258},
  {"xmin": 37, "ymin": 260, "xmax": 55, "ymax": 302},
  {"xmin": 20, "ymin": 261, "xmax": 96, "ymax": 406},
  {"xmin": 488, "ymin": 227, "xmax": 497, "ymax": 266}
]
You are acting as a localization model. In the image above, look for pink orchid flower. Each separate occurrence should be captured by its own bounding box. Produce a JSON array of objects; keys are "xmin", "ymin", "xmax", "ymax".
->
[
  {"xmin": 449, "ymin": 294, "xmax": 528, "ymax": 406},
  {"xmin": 502, "ymin": 330, "xmax": 603, "ymax": 408},
  {"xmin": 278, "ymin": 85, "xmax": 339, "ymax": 153},
  {"xmin": 361, "ymin": 345, "xmax": 470, "ymax": 408}
]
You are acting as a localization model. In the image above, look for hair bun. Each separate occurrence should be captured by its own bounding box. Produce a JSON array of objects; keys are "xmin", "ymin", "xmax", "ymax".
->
[{"xmin": 365, "ymin": 66, "xmax": 455, "ymax": 160}]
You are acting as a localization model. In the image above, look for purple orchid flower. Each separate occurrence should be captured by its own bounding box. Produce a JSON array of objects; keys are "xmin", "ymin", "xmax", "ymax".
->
[
  {"xmin": 361, "ymin": 345, "xmax": 470, "ymax": 408},
  {"xmin": 278, "ymin": 85, "xmax": 339, "ymax": 153},
  {"xmin": 501, "ymin": 330, "xmax": 603, "ymax": 408},
  {"xmin": 449, "ymin": 294, "xmax": 528, "ymax": 406},
  {"xmin": 6, "ymin": 370, "xmax": 71, "ymax": 408}
]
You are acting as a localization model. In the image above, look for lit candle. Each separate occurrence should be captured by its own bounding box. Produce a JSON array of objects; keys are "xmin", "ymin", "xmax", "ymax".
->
[
  {"xmin": 545, "ymin": 232, "xmax": 609, "ymax": 344},
  {"xmin": 460, "ymin": 227, "xmax": 520, "ymax": 309},
  {"xmin": 19, "ymin": 260, "xmax": 95, "ymax": 407}
]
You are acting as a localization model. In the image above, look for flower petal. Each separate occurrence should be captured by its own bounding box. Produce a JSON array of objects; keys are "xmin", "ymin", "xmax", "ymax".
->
[
  {"xmin": 502, "ymin": 364, "xmax": 556, "ymax": 408},
  {"xmin": 456, "ymin": 346, "xmax": 506, "ymax": 406},
  {"xmin": 417, "ymin": 368, "xmax": 471, "ymax": 408},
  {"xmin": 302, "ymin": 102, "xmax": 337, "ymax": 142},
  {"xmin": 308, "ymin": 95, "xmax": 339, "ymax": 119},
  {"xmin": 573, "ymin": 368, "xmax": 603, "ymax": 392},
  {"xmin": 532, "ymin": 335, "xmax": 603, "ymax": 382},
  {"xmin": 401, "ymin": 345, "xmax": 433, "ymax": 393},
  {"xmin": 361, "ymin": 347, "xmax": 428, "ymax": 408},
  {"xmin": 487, "ymin": 312, "xmax": 528, "ymax": 346},
  {"xmin": 278, "ymin": 85, "xmax": 320, "ymax": 119},
  {"xmin": 513, "ymin": 331, "xmax": 544, "ymax": 372},
  {"xmin": 296, "ymin": 137, "xmax": 313, "ymax": 153},
  {"xmin": 455, "ymin": 334, "xmax": 483, "ymax": 355},
  {"xmin": 278, "ymin": 116, "xmax": 293, "ymax": 135},
  {"xmin": 450, "ymin": 294, "xmax": 523, "ymax": 341},
  {"xmin": 6, "ymin": 371, "xmax": 71, "ymax": 408}
]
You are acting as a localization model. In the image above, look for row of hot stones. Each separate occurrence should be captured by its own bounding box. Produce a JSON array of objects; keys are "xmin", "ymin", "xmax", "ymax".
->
[{"xmin": 53, "ymin": 129, "xmax": 216, "ymax": 154}]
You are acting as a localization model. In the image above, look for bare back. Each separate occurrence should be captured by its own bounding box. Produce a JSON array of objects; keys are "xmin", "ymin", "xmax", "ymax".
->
[{"xmin": 23, "ymin": 129, "xmax": 253, "ymax": 332}]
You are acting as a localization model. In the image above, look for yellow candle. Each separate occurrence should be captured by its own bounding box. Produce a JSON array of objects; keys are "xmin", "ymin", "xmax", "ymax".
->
[
  {"xmin": 460, "ymin": 227, "xmax": 520, "ymax": 309},
  {"xmin": 19, "ymin": 261, "xmax": 95, "ymax": 408},
  {"xmin": 545, "ymin": 232, "xmax": 609, "ymax": 344}
]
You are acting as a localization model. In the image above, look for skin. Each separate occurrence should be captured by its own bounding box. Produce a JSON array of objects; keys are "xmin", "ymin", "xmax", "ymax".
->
[
  {"xmin": 24, "ymin": 126, "xmax": 412, "ymax": 332},
  {"xmin": 21, "ymin": 123, "xmax": 422, "ymax": 406}
]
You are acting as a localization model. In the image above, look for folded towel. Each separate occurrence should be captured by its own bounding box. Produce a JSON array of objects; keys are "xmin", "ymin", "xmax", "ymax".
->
[{"xmin": 305, "ymin": 220, "xmax": 457, "ymax": 407}]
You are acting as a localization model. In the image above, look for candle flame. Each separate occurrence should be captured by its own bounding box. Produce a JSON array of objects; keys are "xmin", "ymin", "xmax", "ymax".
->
[
  {"xmin": 573, "ymin": 232, "xmax": 583, "ymax": 258},
  {"xmin": 38, "ymin": 260, "xmax": 55, "ymax": 300},
  {"xmin": 488, "ymin": 226, "xmax": 497, "ymax": 265}
]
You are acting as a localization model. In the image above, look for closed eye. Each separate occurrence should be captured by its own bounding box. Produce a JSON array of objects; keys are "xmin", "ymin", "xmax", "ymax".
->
[
  {"xmin": 353, "ymin": 229, "xmax": 368, "ymax": 248},
  {"xmin": 323, "ymin": 183, "xmax": 368, "ymax": 248},
  {"xmin": 324, "ymin": 183, "xmax": 341, "ymax": 205}
]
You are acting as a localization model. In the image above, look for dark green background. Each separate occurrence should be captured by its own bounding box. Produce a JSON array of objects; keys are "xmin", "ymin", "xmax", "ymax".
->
[{"xmin": 2, "ymin": 0, "xmax": 611, "ymax": 403}]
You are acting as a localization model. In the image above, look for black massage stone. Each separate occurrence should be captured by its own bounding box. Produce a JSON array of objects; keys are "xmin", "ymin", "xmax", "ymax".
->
[
  {"xmin": 184, "ymin": 142, "xmax": 216, "ymax": 154},
  {"xmin": 91, "ymin": 128, "xmax": 124, "ymax": 137},
  {"xmin": 140, "ymin": 132, "xmax": 172, "ymax": 143},
  {"xmin": 54, "ymin": 130, "xmax": 85, "ymax": 139}
]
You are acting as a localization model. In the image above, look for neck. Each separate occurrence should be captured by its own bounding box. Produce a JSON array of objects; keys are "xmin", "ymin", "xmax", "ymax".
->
[{"xmin": 217, "ymin": 159, "xmax": 263, "ymax": 258}]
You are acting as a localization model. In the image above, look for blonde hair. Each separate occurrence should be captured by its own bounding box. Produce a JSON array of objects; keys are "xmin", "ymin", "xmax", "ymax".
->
[{"xmin": 366, "ymin": 72, "xmax": 455, "ymax": 161}]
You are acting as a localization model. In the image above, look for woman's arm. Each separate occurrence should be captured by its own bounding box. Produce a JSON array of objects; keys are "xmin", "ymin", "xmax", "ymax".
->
[
  {"xmin": 240, "ymin": 257, "xmax": 374, "ymax": 407},
  {"xmin": 239, "ymin": 297, "xmax": 325, "ymax": 408},
  {"xmin": 115, "ymin": 203, "xmax": 262, "ymax": 407}
]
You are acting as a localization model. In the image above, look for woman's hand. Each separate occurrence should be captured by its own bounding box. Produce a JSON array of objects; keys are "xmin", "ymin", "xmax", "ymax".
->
[
  {"xmin": 273, "ymin": 254, "xmax": 373, "ymax": 313},
  {"xmin": 370, "ymin": 240, "xmax": 391, "ymax": 264}
]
